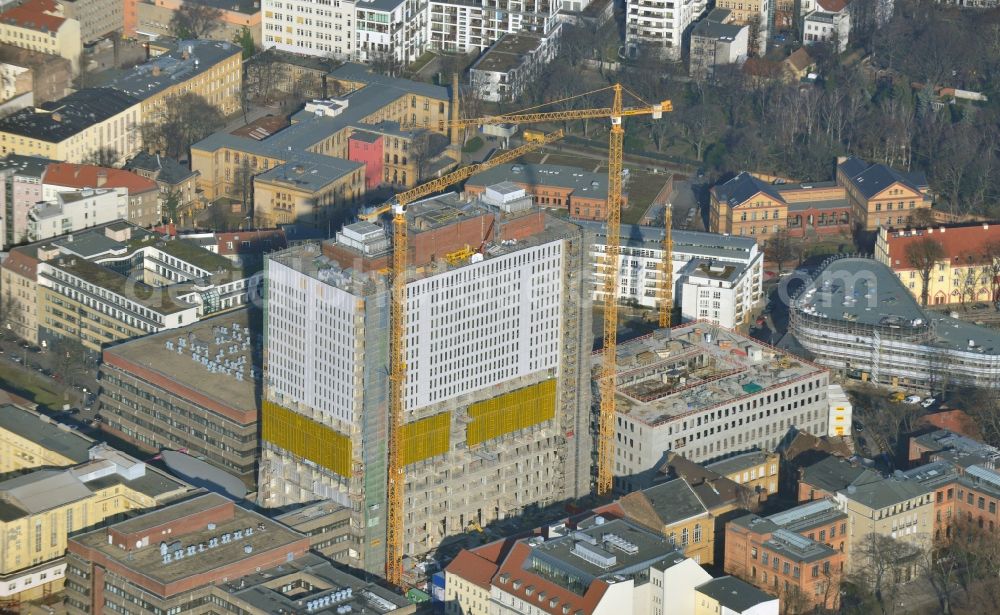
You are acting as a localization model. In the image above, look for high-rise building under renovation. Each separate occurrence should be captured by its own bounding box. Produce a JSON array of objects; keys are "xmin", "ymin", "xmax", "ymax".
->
[{"xmin": 258, "ymin": 192, "xmax": 593, "ymax": 576}]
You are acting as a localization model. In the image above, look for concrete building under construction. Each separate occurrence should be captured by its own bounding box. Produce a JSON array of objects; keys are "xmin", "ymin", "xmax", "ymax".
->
[{"xmin": 257, "ymin": 190, "xmax": 593, "ymax": 578}]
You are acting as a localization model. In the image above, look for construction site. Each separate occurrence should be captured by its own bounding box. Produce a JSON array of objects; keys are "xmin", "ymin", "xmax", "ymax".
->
[
  {"xmin": 255, "ymin": 80, "xmax": 680, "ymax": 589},
  {"xmin": 597, "ymin": 323, "xmax": 833, "ymax": 484}
]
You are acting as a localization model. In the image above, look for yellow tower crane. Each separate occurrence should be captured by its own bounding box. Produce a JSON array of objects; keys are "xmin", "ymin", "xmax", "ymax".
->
[
  {"xmin": 661, "ymin": 203, "xmax": 673, "ymax": 329},
  {"xmin": 359, "ymin": 130, "xmax": 565, "ymax": 589},
  {"xmin": 447, "ymin": 85, "xmax": 672, "ymax": 497}
]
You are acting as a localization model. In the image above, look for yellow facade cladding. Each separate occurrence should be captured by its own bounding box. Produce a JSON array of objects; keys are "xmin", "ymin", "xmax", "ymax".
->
[
  {"xmin": 466, "ymin": 379, "xmax": 556, "ymax": 447},
  {"xmin": 401, "ymin": 412, "xmax": 450, "ymax": 466},
  {"xmin": 262, "ymin": 400, "xmax": 352, "ymax": 477}
]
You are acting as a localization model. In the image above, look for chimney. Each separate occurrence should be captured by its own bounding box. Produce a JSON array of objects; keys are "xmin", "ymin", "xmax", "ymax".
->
[
  {"xmin": 181, "ymin": 50, "xmax": 189, "ymax": 60},
  {"xmin": 984, "ymin": 223, "xmax": 990, "ymax": 231},
  {"xmin": 939, "ymin": 226, "xmax": 946, "ymax": 234},
  {"xmin": 152, "ymin": 65, "xmax": 161, "ymax": 76},
  {"xmin": 96, "ymin": 171, "xmax": 107, "ymax": 187},
  {"xmin": 51, "ymin": 112, "xmax": 62, "ymax": 122}
]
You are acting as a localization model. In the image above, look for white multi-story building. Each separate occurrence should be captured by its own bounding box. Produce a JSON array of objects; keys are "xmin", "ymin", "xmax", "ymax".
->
[
  {"xmin": 601, "ymin": 323, "xmax": 831, "ymax": 481},
  {"xmin": 26, "ymin": 188, "xmax": 124, "ymax": 242},
  {"xmin": 582, "ymin": 222, "xmax": 763, "ymax": 329},
  {"xmin": 262, "ymin": 0, "xmax": 357, "ymax": 59},
  {"xmin": 626, "ymin": 0, "xmax": 708, "ymax": 61},
  {"xmin": 427, "ymin": 0, "xmax": 561, "ymax": 54},
  {"xmin": 355, "ymin": 0, "xmax": 422, "ymax": 64},
  {"xmin": 803, "ymin": 9, "xmax": 849, "ymax": 52},
  {"xmin": 468, "ymin": 29, "xmax": 561, "ymax": 102},
  {"xmin": 260, "ymin": 197, "xmax": 593, "ymax": 576}
]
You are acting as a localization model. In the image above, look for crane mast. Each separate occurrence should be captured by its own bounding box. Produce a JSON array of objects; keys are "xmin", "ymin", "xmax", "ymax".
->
[
  {"xmin": 660, "ymin": 203, "xmax": 673, "ymax": 329},
  {"xmin": 379, "ymin": 131, "xmax": 564, "ymax": 588}
]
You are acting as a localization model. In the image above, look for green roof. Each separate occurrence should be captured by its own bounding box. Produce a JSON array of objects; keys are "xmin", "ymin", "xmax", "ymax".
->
[{"xmin": 742, "ymin": 383, "xmax": 763, "ymax": 394}]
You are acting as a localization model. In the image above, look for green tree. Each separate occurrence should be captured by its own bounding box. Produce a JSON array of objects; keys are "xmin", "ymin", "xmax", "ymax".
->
[{"xmin": 234, "ymin": 26, "xmax": 255, "ymax": 60}]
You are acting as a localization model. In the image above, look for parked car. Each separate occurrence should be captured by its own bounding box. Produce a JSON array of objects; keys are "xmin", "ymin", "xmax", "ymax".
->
[
  {"xmin": 904, "ymin": 395, "xmax": 922, "ymax": 404},
  {"xmin": 921, "ymin": 398, "xmax": 937, "ymax": 408}
]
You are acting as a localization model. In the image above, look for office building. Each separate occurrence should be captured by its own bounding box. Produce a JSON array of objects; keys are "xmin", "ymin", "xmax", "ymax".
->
[
  {"xmin": 262, "ymin": 0, "xmax": 356, "ymax": 58},
  {"xmin": 427, "ymin": 0, "xmax": 560, "ymax": 55},
  {"xmin": 468, "ymin": 30, "xmax": 561, "ymax": 102},
  {"xmin": 598, "ymin": 323, "xmax": 831, "ymax": 479},
  {"xmin": 26, "ymin": 188, "xmax": 124, "ymax": 241},
  {"xmin": 55, "ymin": 0, "xmax": 123, "ymax": 43},
  {"xmin": 258, "ymin": 197, "xmax": 592, "ymax": 577},
  {"xmin": 625, "ymin": 0, "xmax": 708, "ymax": 61},
  {"xmin": 789, "ymin": 257, "xmax": 1000, "ymax": 390},
  {"xmin": 579, "ymin": 221, "xmax": 764, "ymax": 327},
  {"xmin": 63, "ymin": 493, "xmax": 315, "ymax": 615},
  {"xmin": 99, "ymin": 309, "xmax": 261, "ymax": 486}
]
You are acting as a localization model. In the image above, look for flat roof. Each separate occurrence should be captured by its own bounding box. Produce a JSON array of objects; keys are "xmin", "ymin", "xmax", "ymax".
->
[
  {"xmin": 467, "ymin": 163, "xmax": 612, "ymax": 201},
  {"xmin": 71, "ymin": 493, "xmax": 307, "ymax": 587},
  {"xmin": 255, "ymin": 152, "xmax": 363, "ymax": 192},
  {"xmin": 0, "ymin": 89, "xmax": 139, "ymax": 143},
  {"xmin": 795, "ymin": 257, "xmax": 1000, "ymax": 353},
  {"xmin": 471, "ymin": 32, "xmax": 546, "ymax": 74},
  {"xmin": 102, "ymin": 309, "xmax": 259, "ymax": 422},
  {"xmin": 0, "ymin": 403, "xmax": 92, "ymax": 462},
  {"xmin": 697, "ymin": 576, "xmax": 775, "ymax": 611},
  {"xmin": 576, "ymin": 221, "xmax": 760, "ymax": 263},
  {"xmin": 598, "ymin": 323, "xmax": 826, "ymax": 426},
  {"xmin": 692, "ymin": 18, "xmax": 745, "ymax": 41},
  {"xmin": 100, "ymin": 41, "xmax": 240, "ymax": 101}
]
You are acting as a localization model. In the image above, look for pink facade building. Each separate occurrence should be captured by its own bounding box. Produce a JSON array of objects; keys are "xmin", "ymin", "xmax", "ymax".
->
[{"xmin": 348, "ymin": 131, "xmax": 384, "ymax": 191}]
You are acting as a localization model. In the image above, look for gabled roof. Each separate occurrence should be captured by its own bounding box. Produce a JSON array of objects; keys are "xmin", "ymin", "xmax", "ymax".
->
[
  {"xmin": 816, "ymin": 0, "xmax": 849, "ymax": 12},
  {"xmin": 620, "ymin": 478, "xmax": 709, "ymax": 528},
  {"xmin": 800, "ymin": 456, "xmax": 881, "ymax": 494},
  {"xmin": 712, "ymin": 172, "xmax": 784, "ymax": 207},
  {"xmin": 124, "ymin": 152, "xmax": 197, "ymax": 186},
  {"xmin": 44, "ymin": 162, "xmax": 158, "ymax": 195},
  {"xmin": 0, "ymin": 0, "xmax": 65, "ymax": 33},
  {"xmin": 838, "ymin": 156, "xmax": 929, "ymax": 199},
  {"xmin": 785, "ymin": 48, "xmax": 814, "ymax": 72}
]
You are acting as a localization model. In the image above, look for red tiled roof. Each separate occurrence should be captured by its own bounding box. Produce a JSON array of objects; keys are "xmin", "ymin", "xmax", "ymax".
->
[
  {"xmin": 885, "ymin": 223, "xmax": 1000, "ymax": 269},
  {"xmin": 445, "ymin": 550, "xmax": 499, "ymax": 590},
  {"xmin": 816, "ymin": 0, "xmax": 849, "ymax": 12},
  {"xmin": 44, "ymin": 162, "xmax": 157, "ymax": 195},
  {"xmin": 494, "ymin": 542, "xmax": 609, "ymax": 615},
  {"xmin": 0, "ymin": 0, "xmax": 65, "ymax": 33},
  {"xmin": 1, "ymin": 248, "xmax": 39, "ymax": 279}
]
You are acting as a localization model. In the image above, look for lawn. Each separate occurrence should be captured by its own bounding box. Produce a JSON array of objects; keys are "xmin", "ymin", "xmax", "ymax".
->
[
  {"xmin": 623, "ymin": 169, "xmax": 672, "ymax": 224},
  {"xmin": 0, "ymin": 363, "xmax": 66, "ymax": 409}
]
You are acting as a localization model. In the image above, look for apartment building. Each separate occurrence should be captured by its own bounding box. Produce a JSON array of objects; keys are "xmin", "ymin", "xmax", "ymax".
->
[
  {"xmin": 43, "ymin": 162, "xmax": 160, "ymax": 228},
  {"xmin": 258, "ymin": 197, "xmax": 592, "ymax": 576},
  {"xmin": 99, "ymin": 309, "xmax": 261, "ymax": 486},
  {"xmin": 0, "ymin": 154, "xmax": 50, "ymax": 248},
  {"xmin": 803, "ymin": 9, "xmax": 849, "ymax": 52},
  {"xmin": 123, "ymin": 152, "xmax": 200, "ymax": 213},
  {"xmin": 427, "ymin": 0, "xmax": 558, "ymax": 55},
  {"xmin": 131, "ymin": 0, "xmax": 261, "ymax": 44},
  {"xmin": 0, "ymin": 89, "xmax": 139, "ymax": 164},
  {"xmin": 15, "ymin": 221, "xmax": 256, "ymax": 352},
  {"xmin": 725, "ymin": 499, "xmax": 847, "ymax": 610},
  {"xmin": 191, "ymin": 65, "xmax": 454, "ymax": 226},
  {"xmin": 465, "ymin": 163, "xmax": 628, "ymax": 221},
  {"xmin": 26, "ymin": 188, "xmax": 123, "ymax": 241},
  {"xmin": 709, "ymin": 172, "xmax": 851, "ymax": 240},
  {"xmin": 790, "ymin": 256, "xmax": 1000, "ymax": 389},
  {"xmin": 357, "ymin": 0, "xmax": 419, "ymax": 64},
  {"xmin": 468, "ymin": 29, "xmax": 561, "ymax": 102},
  {"xmin": 262, "ymin": 0, "xmax": 355, "ymax": 58},
  {"xmin": 797, "ymin": 456, "xmax": 882, "ymax": 503},
  {"xmin": 0, "ymin": 404, "xmax": 191, "ymax": 602},
  {"xmin": 836, "ymin": 155, "xmax": 932, "ymax": 232},
  {"xmin": 714, "ymin": 0, "xmax": 767, "ymax": 55},
  {"xmin": 0, "ymin": 0, "xmax": 81, "ymax": 73},
  {"xmin": 0, "ymin": 246, "xmax": 40, "ymax": 343},
  {"xmin": 600, "ymin": 324, "xmax": 831, "ymax": 480},
  {"xmin": 875, "ymin": 222, "xmax": 1000, "ymax": 307},
  {"xmin": 689, "ymin": 9, "xmax": 748, "ymax": 80},
  {"xmin": 625, "ymin": 0, "xmax": 708, "ymax": 61},
  {"xmin": 55, "ymin": 0, "xmax": 123, "ymax": 42},
  {"xmin": 577, "ymin": 222, "xmax": 763, "ymax": 327}
]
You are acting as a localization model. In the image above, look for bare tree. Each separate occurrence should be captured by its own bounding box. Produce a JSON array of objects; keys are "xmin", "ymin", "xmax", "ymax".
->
[
  {"xmin": 765, "ymin": 229, "xmax": 795, "ymax": 274},
  {"xmin": 919, "ymin": 545, "xmax": 959, "ymax": 615},
  {"xmin": 140, "ymin": 93, "xmax": 225, "ymax": 161},
  {"xmin": 84, "ymin": 146, "xmax": 119, "ymax": 167},
  {"xmin": 856, "ymin": 533, "xmax": 915, "ymax": 615},
  {"xmin": 904, "ymin": 236, "xmax": 945, "ymax": 307},
  {"xmin": 170, "ymin": 3, "xmax": 223, "ymax": 39},
  {"xmin": 229, "ymin": 159, "xmax": 255, "ymax": 218}
]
